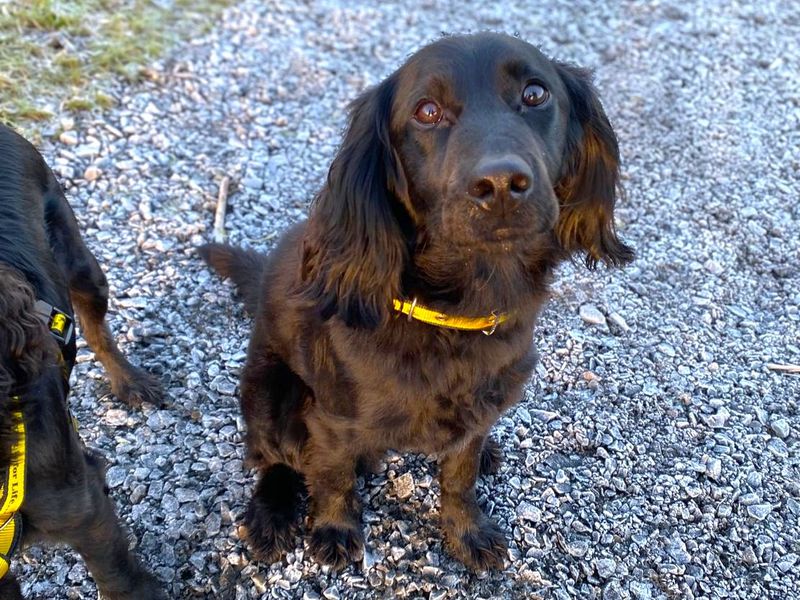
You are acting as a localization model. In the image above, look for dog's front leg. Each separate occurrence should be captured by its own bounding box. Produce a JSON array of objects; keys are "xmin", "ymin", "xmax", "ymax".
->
[
  {"xmin": 25, "ymin": 449, "xmax": 166, "ymax": 600},
  {"xmin": 0, "ymin": 573, "xmax": 24, "ymax": 599},
  {"xmin": 45, "ymin": 193, "xmax": 161, "ymax": 407},
  {"xmin": 304, "ymin": 434, "xmax": 363, "ymax": 569},
  {"xmin": 439, "ymin": 434, "xmax": 508, "ymax": 571}
]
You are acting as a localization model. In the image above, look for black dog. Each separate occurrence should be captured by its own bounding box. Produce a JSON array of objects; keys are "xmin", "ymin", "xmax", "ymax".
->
[
  {"xmin": 0, "ymin": 123, "xmax": 164, "ymax": 598},
  {"xmin": 201, "ymin": 32, "xmax": 633, "ymax": 571}
]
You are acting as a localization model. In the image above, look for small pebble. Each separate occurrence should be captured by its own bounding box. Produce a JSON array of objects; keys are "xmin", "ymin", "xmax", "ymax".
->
[
  {"xmin": 59, "ymin": 130, "xmax": 78, "ymax": 145},
  {"xmin": 747, "ymin": 504, "xmax": 773, "ymax": 520},
  {"xmin": 595, "ymin": 557, "xmax": 616, "ymax": 579},
  {"xmin": 393, "ymin": 472, "xmax": 415, "ymax": 500},
  {"xmin": 83, "ymin": 165, "xmax": 102, "ymax": 181},
  {"xmin": 769, "ymin": 418, "xmax": 790, "ymax": 439},
  {"xmin": 579, "ymin": 304, "xmax": 606, "ymax": 325},
  {"xmin": 705, "ymin": 458, "xmax": 722, "ymax": 480}
]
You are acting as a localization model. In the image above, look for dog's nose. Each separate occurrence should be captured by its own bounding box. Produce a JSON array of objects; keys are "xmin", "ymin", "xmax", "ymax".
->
[{"xmin": 467, "ymin": 155, "xmax": 533, "ymax": 214}]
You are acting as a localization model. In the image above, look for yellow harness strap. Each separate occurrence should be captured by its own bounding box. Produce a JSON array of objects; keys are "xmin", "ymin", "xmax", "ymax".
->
[
  {"xmin": 0, "ymin": 299, "xmax": 74, "ymax": 579},
  {"xmin": 392, "ymin": 298, "xmax": 509, "ymax": 335},
  {"xmin": 0, "ymin": 409, "xmax": 26, "ymax": 579}
]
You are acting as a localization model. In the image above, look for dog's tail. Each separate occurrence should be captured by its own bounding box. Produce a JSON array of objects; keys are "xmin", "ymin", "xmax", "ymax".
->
[{"xmin": 198, "ymin": 243, "xmax": 267, "ymax": 314}]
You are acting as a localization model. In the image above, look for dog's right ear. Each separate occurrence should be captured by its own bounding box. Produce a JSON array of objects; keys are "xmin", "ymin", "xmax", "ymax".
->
[
  {"xmin": 300, "ymin": 76, "xmax": 409, "ymax": 328},
  {"xmin": 553, "ymin": 61, "xmax": 634, "ymax": 269}
]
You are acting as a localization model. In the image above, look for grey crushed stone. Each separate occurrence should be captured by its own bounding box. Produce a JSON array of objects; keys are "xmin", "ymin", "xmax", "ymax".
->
[
  {"xmin": 579, "ymin": 304, "xmax": 607, "ymax": 326},
  {"xmin": 8, "ymin": 0, "xmax": 799, "ymax": 599}
]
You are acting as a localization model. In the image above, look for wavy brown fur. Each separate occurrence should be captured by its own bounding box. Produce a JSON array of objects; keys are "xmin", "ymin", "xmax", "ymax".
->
[
  {"xmin": 553, "ymin": 61, "xmax": 635, "ymax": 268},
  {"xmin": 201, "ymin": 32, "xmax": 633, "ymax": 573},
  {"xmin": 0, "ymin": 264, "xmax": 55, "ymax": 467}
]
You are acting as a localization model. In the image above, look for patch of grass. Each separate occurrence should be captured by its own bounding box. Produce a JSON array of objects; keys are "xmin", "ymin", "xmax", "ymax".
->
[
  {"xmin": 62, "ymin": 96, "xmax": 93, "ymax": 111},
  {"xmin": 10, "ymin": 102, "xmax": 53, "ymax": 121},
  {"xmin": 0, "ymin": 0, "xmax": 232, "ymax": 126},
  {"xmin": 93, "ymin": 90, "xmax": 115, "ymax": 109}
]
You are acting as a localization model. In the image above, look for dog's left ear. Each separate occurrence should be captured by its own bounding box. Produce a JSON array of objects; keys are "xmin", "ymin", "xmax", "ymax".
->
[
  {"xmin": 554, "ymin": 61, "xmax": 634, "ymax": 269},
  {"xmin": 300, "ymin": 76, "xmax": 409, "ymax": 328}
]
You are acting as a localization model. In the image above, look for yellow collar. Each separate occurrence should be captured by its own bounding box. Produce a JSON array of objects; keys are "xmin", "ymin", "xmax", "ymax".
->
[
  {"xmin": 0, "ymin": 407, "xmax": 26, "ymax": 579},
  {"xmin": 392, "ymin": 298, "xmax": 509, "ymax": 335}
]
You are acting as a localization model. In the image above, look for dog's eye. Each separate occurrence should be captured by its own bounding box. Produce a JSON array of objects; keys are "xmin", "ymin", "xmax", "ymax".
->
[
  {"xmin": 522, "ymin": 82, "xmax": 550, "ymax": 107},
  {"xmin": 413, "ymin": 100, "xmax": 443, "ymax": 126}
]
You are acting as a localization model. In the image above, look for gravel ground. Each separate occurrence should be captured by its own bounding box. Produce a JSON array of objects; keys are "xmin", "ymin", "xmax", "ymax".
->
[{"xmin": 9, "ymin": 1, "xmax": 799, "ymax": 599}]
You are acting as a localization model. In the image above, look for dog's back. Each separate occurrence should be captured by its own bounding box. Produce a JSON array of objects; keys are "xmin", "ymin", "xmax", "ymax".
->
[{"xmin": 0, "ymin": 125, "xmax": 71, "ymax": 304}]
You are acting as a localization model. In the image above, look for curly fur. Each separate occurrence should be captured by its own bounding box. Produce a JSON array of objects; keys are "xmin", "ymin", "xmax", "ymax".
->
[
  {"xmin": 552, "ymin": 61, "xmax": 635, "ymax": 268},
  {"xmin": 0, "ymin": 265, "xmax": 55, "ymax": 467}
]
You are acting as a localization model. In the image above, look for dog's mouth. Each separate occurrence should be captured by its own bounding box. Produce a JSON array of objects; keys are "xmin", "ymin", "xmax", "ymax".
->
[
  {"xmin": 441, "ymin": 189, "xmax": 557, "ymax": 253},
  {"xmin": 445, "ymin": 219, "xmax": 547, "ymax": 252},
  {"xmin": 464, "ymin": 228, "xmax": 536, "ymax": 253}
]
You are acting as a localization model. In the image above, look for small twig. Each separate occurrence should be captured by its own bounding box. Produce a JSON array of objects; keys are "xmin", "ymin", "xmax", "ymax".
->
[
  {"xmin": 766, "ymin": 363, "xmax": 800, "ymax": 374},
  {"xmin": 213, "ymin": 176, "xmax": 230, "ymax": 244}
]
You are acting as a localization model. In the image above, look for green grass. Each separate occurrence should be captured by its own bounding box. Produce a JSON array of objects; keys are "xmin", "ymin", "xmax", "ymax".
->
[{"xmin": 0, "ymin": 0, "xmax": 231, "ymax": 125}]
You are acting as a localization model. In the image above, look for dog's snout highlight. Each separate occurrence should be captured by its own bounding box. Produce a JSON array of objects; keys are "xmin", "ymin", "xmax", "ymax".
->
[{"xmin": 467, "ymin": 154, "xmax": 534, "ymax": 214}]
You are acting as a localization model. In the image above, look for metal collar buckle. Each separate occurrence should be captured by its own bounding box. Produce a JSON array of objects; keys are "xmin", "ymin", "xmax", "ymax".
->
[
  {"xmin": 406, "ymin": 297, "xmax": 419, "ymax": 321},
  {"xmin": 482, "ymin": 311, "xmax": 499, "ymax": 336}
]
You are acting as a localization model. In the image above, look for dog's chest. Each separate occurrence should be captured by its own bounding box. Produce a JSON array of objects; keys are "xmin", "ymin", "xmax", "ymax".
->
[{"xmin": 347, "ymin": 334, "xmax": 533, "ymax": 454}]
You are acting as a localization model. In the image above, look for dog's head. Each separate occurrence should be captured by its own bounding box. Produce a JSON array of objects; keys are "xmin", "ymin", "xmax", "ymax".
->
[{"xmin": 302, "ymin": 33, "xmax": 633, "ymax": 327}]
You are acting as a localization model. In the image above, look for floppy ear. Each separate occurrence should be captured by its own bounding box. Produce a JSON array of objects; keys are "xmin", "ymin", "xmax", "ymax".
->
[
  {"xmin": 0, "ymin": 266, "xmax": 54, "ymax": 398},
  {"xmin": 554, "ymin": 61, "xmax": 634, "ymax": 269},
  {"xmin": 300, "ymin": 76, "xmax": 409, "ymax": 328}
]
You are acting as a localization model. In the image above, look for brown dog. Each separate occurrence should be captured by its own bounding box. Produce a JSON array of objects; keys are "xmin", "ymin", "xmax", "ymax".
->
[
  {"xmin": 0, "ymin": 123, "xmax": 164, "ymax": 598},
  {"xmin": 201, "ymin": 32, "xmax": 632, "ymax": 571}
]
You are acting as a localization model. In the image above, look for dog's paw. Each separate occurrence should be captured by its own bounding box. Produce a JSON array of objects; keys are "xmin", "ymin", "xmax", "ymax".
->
[
  {"xmin": 0, "ymin": 574, "xmax": 24, "ymax": 600},
  {"xmin": 111, "ymin": 369, "xmax": 163, "ymax": 408},
  {"xmin": 131, "ymin": 576, "xmax": 169, "ymax": 600},
  {"xmin": 355, "ymin": 453, "xmax": 382, "ymax": 476},
  {"xmin": 99, "ymin": 570, "xmax": 168, "ymax": 600},
  {"xmin": 479, "ymin": 437, "xmax": 503, "ymax": 475},
  {"xmin": 308, "ymin": 524, "xmax": 364, "ymax": 569},
  {"xmin": 243, "ymin": 493, "xmax": 299, "ymax": 563},
  {"xmin": 446, "ymin": 519, "xmax": 507, "ymax": 572}
]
